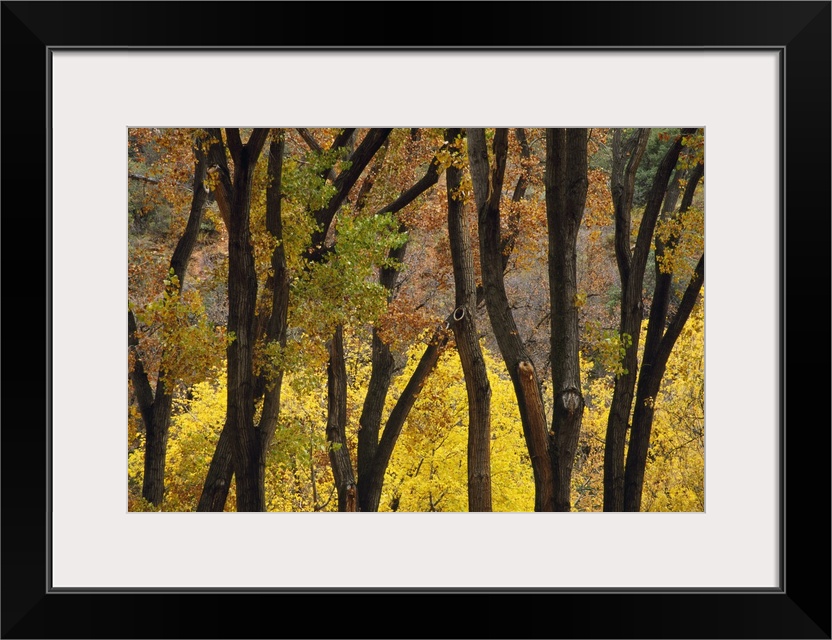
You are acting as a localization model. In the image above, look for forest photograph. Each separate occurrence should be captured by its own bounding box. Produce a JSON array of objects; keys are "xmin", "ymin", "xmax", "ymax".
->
[{"xmin": 127, "ymin": 127, "xmax": 705, "ymax": 513}]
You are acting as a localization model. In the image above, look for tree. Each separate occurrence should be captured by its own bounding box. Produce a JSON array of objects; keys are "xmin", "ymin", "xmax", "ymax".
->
[
  {"xmin": 468, "ymin": 127, "xmax": 555, "ymax": 510},
  {"xmin": 602, "ymin": 127, "xmax": 701, "ymax": 511},
  {"xmin": 196, "ymin": 128, "xmax": 393, "ymax": 512},
  {"xmin": 545, "ymin": 128, "xmax": 589, "ymax": 511},
  {"xmin": 355, "ymin": 132, "xmax": 451, "ymax": 512},
  {"xmin": 206, "ymin": 127, "xmax": 270, "ymax": 511},
  {"xmin": 624, "ymin": 156, "xmax": 704, "ymax": 511},
  {"xmin": 468, "ymin": 128, "xmax": 590, "ymax": 512},
  {"xmin": 308, "ymin": 128, "xmax": 393, "ymax": 511},
  {"xmin": 445, "ymin": 128, "xmax": 492, "ymax": 511},
  {"xmin": 128, "ymin": 130, "xmax": 215, "ymax": 506},
  {"xmin": 381, "ymin": 344, "xmax": 534, "ymax": 512},
  {"xmin": 196, "ymin": 132, "xmax": 289, "ymax": 511}
]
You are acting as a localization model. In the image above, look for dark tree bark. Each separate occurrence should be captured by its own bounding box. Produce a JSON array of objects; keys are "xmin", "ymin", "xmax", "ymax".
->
[
  {"xmin": 215, "ymin": 127, "xmax": 270, "ymax": 512},
  {"xmin": 624, "ymin": 162, "xmax": 704, "ymax": 511},
  {"xmin": 128, "ymin": 133, "xmax": 210, "ymax": 506},
  {"xmin": 195, "ymin": 131, "xmax": 289, "ymax": 512},
  {"xmin": 603, "ymin": 128, "xmax": 695, "ymax": 511},
  {"xmin": 358, "ymin": 133, "xmax": 531, "ymax": 513},
  {"xmin": 196, "ymin": 133, "xmax": 289, "ymax": 512},
  {"xmin": 602, "ymin": 128, "xmax": 650, "ymax": 512},
  {"xmin": 309, "ymin": 128, "xmax": 393, "ymax": 512},
  {"xmin": 308, "ymin": 128, "xmax": 392, "ymax": 258},
  {"xmin": 469, "ymin": 127, "xmax": 556, "ymax": 512},
  {"xmin": 349, "ymin": 139, "xmax": 394, "ymax": 497},
  {"xmin": 195, "ymin": 418, "xmax": 234, "ymax": 511},
  {"xmin": 257, "ymin": 134, "xmax": 290, "ymax": 447},
  {"xmin": 326, "ymin": 325, "xmax": 356, "ymax": 511},
  {"xmin": 446, "ymin": 128, "xmax": 492, "ymax": 512},
  {"xmin": 274, "ymin": 128, "xmax": 391, "ymax": 512},
  {"xmin": 354, "ymin": 138, "xmax": 389, "ymax": 213},
  {"xmin": 206, "ymin": 128, "xmax": 379, "ymax": 513},
  {"xmin": 356, "ymin": 326, "xmax": 395, "ymax": 500},
  {"xmin": 356, "ymin": 140, "xmax": 449, "ymax": 512},
  {"xmin": 359, "ymin": 314, "xmax": 453, "ymax": 512},
  {"xmin": 546, "ymin": 128, "xmax": 589, "ymax": 512}
]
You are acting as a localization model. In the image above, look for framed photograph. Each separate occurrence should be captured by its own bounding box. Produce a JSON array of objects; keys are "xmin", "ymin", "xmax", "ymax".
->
[{"xmin": 3, "ymin": 1, "xmax": 828, "ymax": 637}]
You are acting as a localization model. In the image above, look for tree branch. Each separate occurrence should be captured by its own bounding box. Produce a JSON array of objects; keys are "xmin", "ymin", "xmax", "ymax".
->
[
  {"xmin": 354, "ymin": 138, "xmax": 390, "ymax": 213},
  {"xmin": 657, "ymin": 254, "xmax": 704, "ymax": 365},
  {"xmin": 329, "ymin": 128, "xmax": 356, "ymax": 153},
  {"xmin": 204, "ymin": 128, "xmax": 233, "ymax": 229},
  {"xmin": 611, "ymin": 128, "xmax": 650, "ymax": 283},
  {"xmin": 501, "ymin": 128, "xmax": 534, "ymax": 271},
  {"xmin": 169, "ymin": 135, "xmax": 210, "ymax": 287},
  {"xmin": 631, "ymin": 129, "xmax": 696, "ymax": 285},
  {"xmin": 309, "ymin": 128, "xmax": 393, "ymax": 256},
  {"xmin": 245, "ymin": 128, "xmax": 270, "ymax": 162},
  {"xmin": 225, "ymin": 128, "xmax": 243, "ymax": 163},
  {"xmin": 128, "ymin": 173, "xmax": 160, "ymax": 185},
  {"xmin": 296, "ymin": 127, "xmax": 322, "ymax": 154},
  {"xmin": 375, "ymin": 140, "xmax": 448, "ymax": 216},
  {"xmin": 296, "ymin": 128, "xmax": 336, "ymax": 182}
]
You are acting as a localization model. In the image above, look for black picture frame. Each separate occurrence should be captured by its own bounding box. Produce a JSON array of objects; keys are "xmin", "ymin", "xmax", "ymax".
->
[{"xmin": 2, "ymin": 2, "xmax": 829, "ymax": 638}]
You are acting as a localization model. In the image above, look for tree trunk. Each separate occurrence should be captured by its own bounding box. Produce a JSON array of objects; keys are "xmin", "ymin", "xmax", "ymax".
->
[
  {"xmin": 469, "ymin": 127, "xmax": 556, "ymax": 511},
  {"xmin": 356, "ymin": 142, "xmax": 449, "ymax": 512},
  {"xmin": 359, "ymin": 132, "xmax": 532, "ymax": 513},
  {"xmin": 327, "ymin": 325, "xmax": 356, "ymax": 511},
  {"xmin": 625, "ymin": 255, "xmax": 704, "ymax": 511},
  {"xmin": 257, "ymin": 134, "xmax": 290, "ymax": 446},
  {"xmin": 197, "ymin": 133, "xmax": 288, "ymax": 512},
  {"xmin": 360, "ymin": 316, "xmax": 452, "ymax": 512},
  {"xmin": 357, "ymin": 324, "xmax": 395, "ymax": 503},
  {"xmin": 129, "ymin": 134, "xmax": 210, "ymax": 506},
  {"xmin": 223, "ymin": 128, "xmax": 269, "ymax": 512},
  {"xmin": 141, "ymin": 392, "xmax": 174, "ymax": 505},
  {"xmin": 195, "ymin": 419, "xmax": 234, "ymax": 511},
  {"xmin": 546, "ymin": 128, "xmax": 589, "ymax": 512},
  {"xmin": 603, "ymin": 129, "xmax": 693, "ymax": 511},
  {"xmin": 446, "ymin": 128, "xmax": 492, "ymax": 512},
  {"xmin": 623, "ymin": 161, "xmax": 704, "ymax": 511},
  {"xmin": 602, "ymin": 129, "xmax": 651, "ymax": 512}
]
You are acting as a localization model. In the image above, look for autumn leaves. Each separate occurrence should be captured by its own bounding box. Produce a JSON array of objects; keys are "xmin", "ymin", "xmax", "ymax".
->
[{"xmin": 128, "ymin": 128, "xmax": 704, "ymax": 512}]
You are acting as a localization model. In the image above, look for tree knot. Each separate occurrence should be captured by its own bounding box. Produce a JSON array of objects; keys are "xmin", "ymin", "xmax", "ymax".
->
[{"xmin": 560, "ymin": 386, "xmax": 583, "ymax": 415}]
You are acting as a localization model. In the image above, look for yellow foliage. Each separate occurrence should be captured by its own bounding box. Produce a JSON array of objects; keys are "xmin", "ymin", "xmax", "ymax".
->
[
  {"xmin": 134, "ymin": 276, "xmax": 229, "ymax": 391},
  {"xmin": 641, "ymin": 298, "xmax": 704, "ymax": 511},
  {"xmin": 128, "ymin": 370, "xmax": 235, "ymax": 511},
  {"xmin": 573, "ymin": 297, "xmax": 704, "ymax": 512},
  {"xmin": 380, "ymin": 342, "xmax": 535, "ymax": 512},
  {"xmin": 128, "ymin": 306, "xmax": 702, "ymax": 512},
  {"xmin": 655, "ymin": 206, "xmax": 704, "ymax": 285}
]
